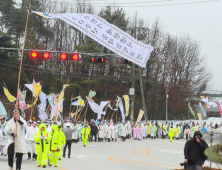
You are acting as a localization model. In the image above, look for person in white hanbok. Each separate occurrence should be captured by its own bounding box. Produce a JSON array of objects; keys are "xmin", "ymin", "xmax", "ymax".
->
[
  {"xmin": 72, "ymin": 121, "xmax": 79, "ymax": 143},
  {"xmin": 5, "ymin": 110, "xmax": 27, "ymax": 170},
  {"xmin": 120, "ymin": 122, "xmax": 127, "ymax": 141},
  {"xmin": 25, "ymin": 121, "xmax": 38, "ymax": 160},
  {"xmin": 0, "ymin": 116, "xmax": 7, "ymax": 156},
  {"xmin": 142, "ymin": 124, "xmax": 147, "ymax": 139},
  {"xmin": 107, "ymin": 123, "xmax": 112, "ymax": 142},
  {"xmin": 98, "ymin": 123, "xmax": 104, "ymax": 141},
  {"xmin": 111, "ymin": 124, "xmax": 116, "ymax": 141},
  {"xmin": 104, "ymin": 123, "xmax": 108, "ymax": 141}
]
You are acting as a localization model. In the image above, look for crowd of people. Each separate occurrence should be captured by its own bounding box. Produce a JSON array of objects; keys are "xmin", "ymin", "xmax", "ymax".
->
[{"xmin": 0, "ymin": 110, "xmax": 221, "ymax": 170}]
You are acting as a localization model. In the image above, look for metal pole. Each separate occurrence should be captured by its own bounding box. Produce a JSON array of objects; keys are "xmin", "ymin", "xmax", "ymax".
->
[
  {"xmin": 166, "ymin": 87, "xmax": 168, "ymax": 120},
  {"xmin": 130, "ymin": 12, "xmax": 137, "ymax": 122},
  {"xmin": 210, "ymin": 132, "xmax": 213, "ymax": 168}
]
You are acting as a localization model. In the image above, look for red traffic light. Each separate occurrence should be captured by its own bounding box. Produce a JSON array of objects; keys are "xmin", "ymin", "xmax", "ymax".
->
[
  {"xmin": 71, "ymin": 54, "xmax": 79, "ymax": 61},
  {"xmin": 101, "ymin": 58, "xmax": 106, "ymax": 63},
  {"xmin": 92, "ymin": 57, "xmax": 97, "ymax": 63},
  {"xmin": 30, "ymin": 51, "xmax": 38, "ymax": 59},
  {"xmin": 60, "ymin": 53, "xmax": 68, "ymax": 60},
  {"xmin": 42, "ymin": 52, "xmax": 50, "ymax": 59}
]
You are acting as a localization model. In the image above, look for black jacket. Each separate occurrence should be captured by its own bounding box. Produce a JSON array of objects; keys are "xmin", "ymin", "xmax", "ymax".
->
[
  {"xmin": 184, "ymin": 131, "xmax": 208, "ymax": 166},
  {"xmin": 91, "ymin": 126, "xmax": 98, "ymax": 135}
]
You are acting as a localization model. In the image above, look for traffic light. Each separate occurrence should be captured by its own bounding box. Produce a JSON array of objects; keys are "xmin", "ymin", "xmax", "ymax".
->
[
  {"xmin": 42, "ymin": 52, "xmax": 50, "ymax": 60},
  {"xmin": 97, "ymin": 57, "xmax": 106, "ymax": 63},
  {"xmin": 89, "ymin": 57, "xmax": 97, "ymax": 63},
  {"xmin": 60, "ymin": 53, "xmax": 68, "ymax": 60},
  {"xmin": 89, "ymin": 57, "xmax": 106, "ymax": 63},
  {"xmin": 71, "ymin": 53, "xmax": 79, "ymax": 61},
  {"xmin": 30, "ymin": 51, "xmax": 39, "ymax": 59},
  {"xmin": 117, "ymin": 58, "xmax": 132, "ymax": 64}
]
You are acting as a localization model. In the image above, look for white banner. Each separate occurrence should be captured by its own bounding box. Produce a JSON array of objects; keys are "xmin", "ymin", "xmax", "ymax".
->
[
  {"xmin": 32, "ymin": 11, "xmax": 154, "ymax": 68},
  {"xmin": 119, "ymin": 100, "xmax": 125, "ymax": 122},
  {"xmin": 199, "ymin": 102, "xmax": 206, "ymax": 117}
]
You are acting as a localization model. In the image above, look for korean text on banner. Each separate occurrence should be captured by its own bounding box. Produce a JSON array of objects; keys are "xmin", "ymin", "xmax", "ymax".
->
[
  {"xmin": 32, "ymin": 12, "xmax": 154, "ymax": 68},
  {"xmin": 137, "ymin": 109, "xmax": 144, "ymax": 122}
]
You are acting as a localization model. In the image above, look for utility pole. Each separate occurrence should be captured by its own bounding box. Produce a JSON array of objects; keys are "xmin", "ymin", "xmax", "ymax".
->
[
  {"xmin": 166, "ymin": 87, "xmax": 168, "ymax": 120},
  {"xmin": 130, "ymin": 12, "xmax": 137, "ymax": 122},
  {"xmin": 138, "ymin": 67, "xmax": 148, "ymax": 121}
]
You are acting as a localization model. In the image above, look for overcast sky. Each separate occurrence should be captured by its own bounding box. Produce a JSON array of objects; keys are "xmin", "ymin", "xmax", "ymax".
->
[
  {"xmin": 97, "ymin": 0, "xmax": 222, "ymax": 92},
  {"xmin": 16, "ymin": 0, "xmax": 222, "ymax": 92}
]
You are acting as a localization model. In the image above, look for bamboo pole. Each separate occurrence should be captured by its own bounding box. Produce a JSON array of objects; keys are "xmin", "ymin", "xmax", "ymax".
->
[
  {"xmin": 14, "ymin": 0, "xmax": 31, "ymax": 147},
  {"xmin": 80, "ymin": 101, "xmax": 89, "ymax": 121},
  {"xmin": 69, "ymin": 94, "xmax": 73, "ymax": 119},
  {"xmin": 106, "ymin": 101, "xmax": 116, "ymax": 120}
]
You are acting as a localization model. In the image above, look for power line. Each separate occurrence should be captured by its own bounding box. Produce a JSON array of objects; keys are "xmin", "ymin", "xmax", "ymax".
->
[{"xmin": 53, "ymin": 0, "xmax": 218, "ymax": 7}]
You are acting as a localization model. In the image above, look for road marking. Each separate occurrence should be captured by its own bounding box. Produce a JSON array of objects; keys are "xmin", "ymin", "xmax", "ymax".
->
[
  {"xmin": 147, "ymin": 148, "xmax": 158, "ymax": 159},
  {"xmin": 77, "ymin": 155, "xmax": 86, "ymax": 158},
  {"xmin": 109, "ymin": 157, "xmax": 180, "ymax": 169},
  {"xmin": 57, "ymin": 166, "xmax": 66, "ymax": 170},
  {"xmin": 133, "ymin": 148, "xmax": 157, "ymax": 159},
  {"xmin": 133, "ymin": 148, "xmax": 145, "ymax": 158}
]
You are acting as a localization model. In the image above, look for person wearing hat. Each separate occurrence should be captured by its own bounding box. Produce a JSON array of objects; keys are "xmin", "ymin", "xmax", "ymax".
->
[
  {"xmin": 48, "ymin": 124, "xmax": 62, "ymax": 167},
  {"xmin": 81, "ymin": 124, "xmax": 90, "ymax": 147},
  {"xmin": 174, "ymin": 124, "xmax": 181, "ymax": 140},
  {"xmin": 150, "ymin": 122, "xmax": 157, "ymax": 140},
  {"xmin": 146, "ymin": 122, "xmax": 151, "ymax": 138},
  {"xmin": 5, "ymin": 109, "xmax": 27, "ymax": 170},
  {"xmin": 58, "ymin": 125, "xmax": 66, "ymax": 160},
  {"xmin": 184, "ymin": 131, "xmax": 208, "ymax": 170},
  {"xmin": 63, "ymin": 123, "xmax": 75, "ymax": 158},
  {"xmin": 34, "ymin": 124, "xmax": 50, "ymax": 168},
  {"xmin": 0, "ymin": 116, "xmax": 7, "ymax": 156},
  {"xmin": 25, "ymin": 121, "xmax": 38, "ymax": 161},
  {"xmin": 168, "ymin": 126, "xmax": 174, "ymax": 142}
]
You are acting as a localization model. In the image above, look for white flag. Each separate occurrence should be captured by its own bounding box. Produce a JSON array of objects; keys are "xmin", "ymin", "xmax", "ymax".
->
[
  {"xmin": 119, "ymin": 100, "xmax": 125, "ymax": 122},
  {"xmin": 87, "ymin": 97, "xmax": 103, "ymax": 115},
  {"xmin": 199, "ymin": 102, "xmax": 206, "ymax": 117},
  {"xmin": 100, "ymin": 101, "xmax": 110, "ymax": 110}
]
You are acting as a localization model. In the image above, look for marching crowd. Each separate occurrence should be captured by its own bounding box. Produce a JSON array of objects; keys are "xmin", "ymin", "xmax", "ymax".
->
[{"xmin": 0, "ymin": 110, "xmax": 222, "ymax": 170}]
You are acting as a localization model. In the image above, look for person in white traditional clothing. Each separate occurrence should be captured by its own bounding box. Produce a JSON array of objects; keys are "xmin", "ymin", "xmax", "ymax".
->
[
  {"xmin": 120, "ymin": 122, "xmax": 127, "ymax": 141},
  {"xmin": 5, "ymin": 109, "xmax": 27, "ymax": 170},
  {"xmin": 127, "ymin": 121, "xmax": 131, "ymax": 139},
  {"xmin": 107, "ymin": 123, "xmax": 112, "ymax": 142},
  {"xmin": 111, "ymin": 123, "xmax": 116, "ymax": 141},
  {"xmin": 104, "ymin": 123, "xmax": 108, "ymax": 141},
  {"xmin": 25, "ymin": 121, "xmax": 38, "ymax": 161},
  {"xmin": 25, "ymin": 121, "xmax": 31, "ymax": 159},
  {"xmin": 72, "ymin": 121, "xmax": 79, "ymax": 143},
  {"xmin": 98, "ymin": 122, "xmax": 105, "ymax": 141},
  {"xmin": 142, "ymin": 123, "xmax": 147, "ymax": 139},
  {"xmin": 0, "ymin": 116, "xmax": 7, "ymax": 156}
]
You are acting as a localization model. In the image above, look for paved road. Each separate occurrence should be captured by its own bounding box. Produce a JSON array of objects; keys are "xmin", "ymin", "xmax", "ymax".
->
[{"xmin": 0, "ymin": 138, "xmax": 220, "ymax": 170}]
